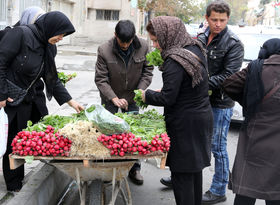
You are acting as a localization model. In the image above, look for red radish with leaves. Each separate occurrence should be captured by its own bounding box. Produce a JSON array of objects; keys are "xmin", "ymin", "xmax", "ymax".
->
[
  {"xmin": 12, "ymin": 125, "xmax": 71, "ymax": 157},
  {"xmin": 97, "ymin": 132, "xmax": 170, "ymax": 157}
]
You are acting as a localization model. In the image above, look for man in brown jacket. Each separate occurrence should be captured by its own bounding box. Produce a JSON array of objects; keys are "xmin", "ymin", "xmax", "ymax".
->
[{"xmin": 95, "ymin": 20, "xmax": 154, "ymax": 185}]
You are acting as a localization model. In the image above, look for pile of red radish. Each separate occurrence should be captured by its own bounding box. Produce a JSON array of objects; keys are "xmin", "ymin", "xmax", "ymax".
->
[
  {"xmin": 11, "ymin": 125, "xmax": 71, "ymax": 157},
  {"xmin": 97, "ymin": 132, "xmax": 170, "ymax": 157}
]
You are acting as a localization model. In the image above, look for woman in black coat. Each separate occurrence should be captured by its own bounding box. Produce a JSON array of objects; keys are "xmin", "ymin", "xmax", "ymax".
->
[
  {"xmin": 142, "ymin": 16, "xmax": 213, "ymax": 205},
  {"xmin": 0, "ymin": 11, "xmax": 84, "ymax": 192}
]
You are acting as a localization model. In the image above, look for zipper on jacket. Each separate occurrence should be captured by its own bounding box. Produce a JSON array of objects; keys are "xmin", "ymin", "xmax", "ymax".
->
[
  {"xmin": 116, "ymin": 49, "xmax": 135, "ymax": 90},
  {"xmin": 116, "ymin": 53, "xmax": 129, "ymax": 90}
]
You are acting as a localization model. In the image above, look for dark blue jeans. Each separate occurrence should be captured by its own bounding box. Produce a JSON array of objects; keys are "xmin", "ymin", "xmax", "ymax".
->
[{"xmin": 209, "ymin": 107, "xmax": 233, "ymax": 196}]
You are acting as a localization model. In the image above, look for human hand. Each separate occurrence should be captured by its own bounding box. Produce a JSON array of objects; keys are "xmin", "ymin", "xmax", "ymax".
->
[
  {"xmin": 0, "ymin": 98, "xmax": 13, "ymax": 108},
  {"xmin": 112, "ymin": 97, "xmax": 128, "ymax": 110},
  {"xmin": 67, "ymin": 99, "xmax": 84, "ymax": 113}
]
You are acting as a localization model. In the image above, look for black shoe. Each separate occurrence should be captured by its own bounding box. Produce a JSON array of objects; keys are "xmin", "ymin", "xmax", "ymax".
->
[
  {"xmin": 160, "ymin": 176, "xmax": 172, "ymax": 188},
  {"xmin": 202, "ymin": 190, "xmax": 226, "ymax": 204},
  {"xmin": 128, "ymin": 170, "xmax": 143, "ymax": 185}
]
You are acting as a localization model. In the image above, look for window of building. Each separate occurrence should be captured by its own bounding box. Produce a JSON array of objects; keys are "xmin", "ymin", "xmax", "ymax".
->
[{"xmin": 96, "ymin": 10, "xmax": 119, "ymax": 21}]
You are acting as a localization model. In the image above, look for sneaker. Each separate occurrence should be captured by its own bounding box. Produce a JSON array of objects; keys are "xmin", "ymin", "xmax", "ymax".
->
[
  {"xmin": 202, "ymin": 190, "xmax": 226, "ymax": 204},
  {"xmin": 128, "ymin": 170, "xmax": 143, "ymax": 185},
  {"xmin": 160, "ymin": 176, "xmax": 172, "ymax": 188}
]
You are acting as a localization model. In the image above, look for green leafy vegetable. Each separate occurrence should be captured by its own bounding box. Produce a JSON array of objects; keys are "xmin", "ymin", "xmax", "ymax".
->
[
  {"xmin": 24, "ymin": 111, "xmax": 87, "ymax": 132},
  {"xmin": 58, "ymin": 72, "xmax": 77, "ymax": 86},
  {"xmin": 86, "ymin": 105, "xmax": 96, "ymax": 113},
  {"xmin": 146, "ymin": 49, "xmax": 164, "ymax": 67},
  {"xmin": 115, "ymin": 109, "xmax": 166, "ymax": 141},
  {"xmin": 134, "ymin": 90, "xmax": 148, "ymax": 109}
]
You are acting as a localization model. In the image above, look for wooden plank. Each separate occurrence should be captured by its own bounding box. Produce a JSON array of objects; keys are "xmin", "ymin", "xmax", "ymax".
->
[
  {"xmin": 10, "ymin": 151, "xmax": 165, "ymax": 161},
  {"xmin": 9, "ymin": 155, "xmax": 25, "ymax": 170},
  {"xmin": 160, "ymin": 153, "xmax": 167, "ymax": 169},
  {"xmin": 83, "ymin": 160, "xmax": 90, "ymax": 168}
]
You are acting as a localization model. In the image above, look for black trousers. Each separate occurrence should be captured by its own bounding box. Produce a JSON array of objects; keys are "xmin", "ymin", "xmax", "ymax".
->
[
  {"xmin": 3, "ymin": 103, "xmax": 42, "ymax": 191},
  {"xmin": 234, "ymin": 194, "xmax": 280, "ymax": 205},
  {"xmin": 171, "ymin": 171, "xmax": 202, "ymax": 205}
]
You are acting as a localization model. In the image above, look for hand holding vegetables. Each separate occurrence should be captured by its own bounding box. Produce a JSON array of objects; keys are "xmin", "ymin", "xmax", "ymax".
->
[
  {"xmin": 58, "ymin": 72, "xmax": 77, "ymax": 86},
  {"xmin": 134, "ymin": 90, "xmax": 148, "ymax": 109},
  {"xmin": 139, "ymin": 89, "xmax": 146, "ymax": 102}
]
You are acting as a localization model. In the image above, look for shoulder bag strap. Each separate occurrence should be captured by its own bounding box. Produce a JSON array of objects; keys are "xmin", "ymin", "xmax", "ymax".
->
[{"xmin": 26, "ymin": 62, "xmax": 44, "ymax": 91}]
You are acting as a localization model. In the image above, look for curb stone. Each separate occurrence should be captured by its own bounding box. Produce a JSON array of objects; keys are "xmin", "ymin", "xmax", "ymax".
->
[{"xmin": 5, "ymin": 163, "xmax": 72, "ymax": 205}]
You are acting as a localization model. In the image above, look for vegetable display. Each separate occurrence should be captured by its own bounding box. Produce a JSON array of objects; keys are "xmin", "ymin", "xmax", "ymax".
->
[
  {"xmin": 102, "ymin": 109, "xmax": 169, "ymax": 156},
  {"xmin": 115, "ymin": 109, "xmax": 166, "ymax": 141},
  {"xmin": 12, "ymin": 108, "xmax": 169, "ymax": 158},
  {"xmin": 146, "ymin": 49, "xmax": 164, "ymax": 67},
  {"xmin": 98, "ymin": 132, "xmax": 169, "ymax": 156},
  {"xmin": 134, "ymin": 90, "xmax": 148, "ymax": 109}
]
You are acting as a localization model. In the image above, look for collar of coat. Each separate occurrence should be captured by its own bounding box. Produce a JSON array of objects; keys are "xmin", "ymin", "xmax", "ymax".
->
[{"xmin": 205, "ymin": 26, "xmax": 228, "ymax": 42}]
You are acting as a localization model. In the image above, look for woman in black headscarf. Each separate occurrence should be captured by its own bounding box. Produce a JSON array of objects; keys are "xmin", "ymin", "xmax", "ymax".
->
[
  {"xmin": 0, "ymin": 11, "xmax": 83, "ymax": 192},
  {"xmin": 222, "ymin": 38, "xmax": 280, "ymax": 205}
]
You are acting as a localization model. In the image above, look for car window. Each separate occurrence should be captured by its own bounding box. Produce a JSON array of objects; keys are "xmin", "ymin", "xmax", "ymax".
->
[{"xmin": 230, "ymin": 26, "xmax": 280, "ymax": 61}]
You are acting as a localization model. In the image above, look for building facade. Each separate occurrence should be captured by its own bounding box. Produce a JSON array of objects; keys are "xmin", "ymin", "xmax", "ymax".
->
[{"xmin": 0, "ymin": 0, "xmax": 141, "ymax": 44}]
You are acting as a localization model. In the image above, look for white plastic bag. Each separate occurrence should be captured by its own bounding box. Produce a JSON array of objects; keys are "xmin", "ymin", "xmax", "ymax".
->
[
  {"xmin": 85, "ymin": 104, "xmax": 130, "ymax": 135},
  {"xmin": 0, "ymin": 108, "xmax": 8, "ymax": 158}
]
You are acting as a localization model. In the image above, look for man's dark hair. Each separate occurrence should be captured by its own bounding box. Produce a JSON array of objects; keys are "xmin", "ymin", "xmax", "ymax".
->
[
  {"xmin": 115, "ymin": 20, "xmax": 135, "ymax": 43},
  {"xmin": 206, "ymin": 0, "xmax": 231, "ymax": 17}
]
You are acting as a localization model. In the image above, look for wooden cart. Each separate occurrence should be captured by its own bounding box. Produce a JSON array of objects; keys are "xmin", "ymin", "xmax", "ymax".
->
[{"xmin": 9, "ymin": 152, "xmax": 167, "ymax": 205}]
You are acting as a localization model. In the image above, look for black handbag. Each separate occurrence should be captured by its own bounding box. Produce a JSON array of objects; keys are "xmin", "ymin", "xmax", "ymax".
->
[{"xmin": 6, "ymin": 62, "xmax": 44, "ymax": 106}]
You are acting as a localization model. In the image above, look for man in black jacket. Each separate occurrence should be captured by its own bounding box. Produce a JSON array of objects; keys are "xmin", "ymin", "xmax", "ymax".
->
[{"xmin": 197, "ymin": 1, "xmax": 244, "ymax": 204}]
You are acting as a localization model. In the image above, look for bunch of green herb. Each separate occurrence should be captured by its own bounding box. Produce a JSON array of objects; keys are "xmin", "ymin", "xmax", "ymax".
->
[
  {"xmin": 58, "ymin": 72, "xmax": 77, "ymax": 86},
  {"xmin": 115, "ymin": 109, "xmax": 166, "ymax": 141},
  {"xmin": 134, "ymin": 90, "xmax": 148, "ymax": 109},
  {"xmin": 146, "ymin": 49, "xmax": 164, "ymax": 67},
  {"xmin": 25, "ymin": 111, "xmax": 88, "ymax": 133}
]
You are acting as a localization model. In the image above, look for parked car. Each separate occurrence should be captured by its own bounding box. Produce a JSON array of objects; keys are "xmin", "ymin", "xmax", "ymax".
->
[{"xmin": 230, "ymin": 31, "xmax": 280, "ymax": 123}]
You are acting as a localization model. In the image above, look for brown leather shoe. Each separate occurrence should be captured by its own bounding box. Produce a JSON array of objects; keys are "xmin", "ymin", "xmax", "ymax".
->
[{"xmin": 128, "ymin": 170, "xmax": 144, "ymax": 185}]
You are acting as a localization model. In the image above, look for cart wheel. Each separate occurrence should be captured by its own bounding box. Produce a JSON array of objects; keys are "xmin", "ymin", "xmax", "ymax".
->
[{"xmin": 86, "ymin": 180, "xmax": 105, "ymax": 205}]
